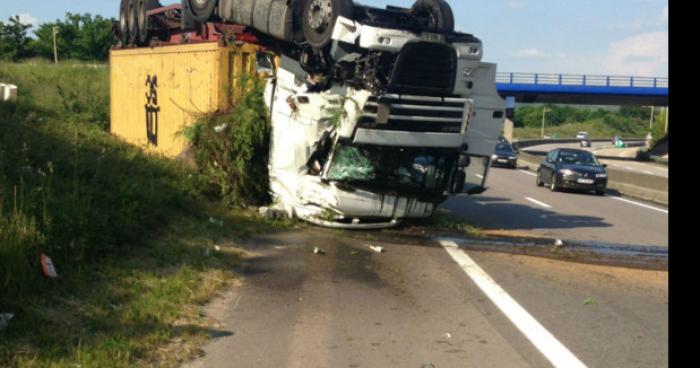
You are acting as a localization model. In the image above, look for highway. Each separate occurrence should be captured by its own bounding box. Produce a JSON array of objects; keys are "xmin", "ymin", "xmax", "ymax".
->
[
  {"xmin": 185, "ymin": 231, "xmax": 667, "ymax": 368},
  {"xmin": 442, "ymin": 166, "xmax": 668, "ymax": 247}
]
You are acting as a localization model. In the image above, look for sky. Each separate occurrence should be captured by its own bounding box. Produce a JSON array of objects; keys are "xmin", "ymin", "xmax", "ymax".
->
[{"xmin": 1, "ymin": 0, "xmax": 669, "ymax": 77}]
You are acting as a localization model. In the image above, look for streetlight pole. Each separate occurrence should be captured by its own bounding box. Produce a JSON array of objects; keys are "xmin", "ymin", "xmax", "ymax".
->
[
  {"xmin": 52, "ymin": 26, "xmax": 59, "ymax": 65},
  {"xmin": 541, "ymin": 107, "xmax": 551, "ymax": 139}
]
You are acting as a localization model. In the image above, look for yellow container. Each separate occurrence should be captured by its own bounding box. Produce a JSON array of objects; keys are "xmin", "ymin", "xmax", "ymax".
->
[{"xmin": 110, "ymin": 42, "xmax": 259, "ymax": 158}]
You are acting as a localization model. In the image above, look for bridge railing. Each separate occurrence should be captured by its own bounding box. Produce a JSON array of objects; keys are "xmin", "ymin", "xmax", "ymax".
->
[{"xmin": 496, "ymin": 72, "xmax": 669, "ymax": 89}]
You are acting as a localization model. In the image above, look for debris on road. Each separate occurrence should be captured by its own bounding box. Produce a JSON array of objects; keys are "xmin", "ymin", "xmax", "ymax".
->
[
  {"xmin": 368, "ymin": 245, "xmax": 385, "ymax": 253},
  {"xmin": 0, "ymin": 313, "xmax": 13, "ymax": 330},
  {"xmin": 313, "ymin": 247, "xmax": 326, "ymax": 255},
  {"xmin": 40, "ymin": 254, "xmax": 58, "ymax": 278},
  {"xmin": 554, "ymin": 239, "xmax": 565, "ymax": 248},
  {"xmin": 442, "ymin": 332, "xmax": 452, "ymax": 340},
  {"xmin": 583, "ymin": 297, "xmax": 597, "ymax": 306}
]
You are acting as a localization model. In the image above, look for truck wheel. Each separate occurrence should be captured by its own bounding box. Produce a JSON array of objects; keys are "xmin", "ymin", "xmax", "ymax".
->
[
  {"xmin": 119, "ymin": 0, "xmax": 130, "ymax": 45},
  {"xmin": 410, "ymin": 0, "xmax": 455, "ymax": 32},
  {"xmin": 137, "ymin": 0, "xmax": 161, "ymax": 45},
  {"xmin": 185, "ymin": 0, "xmax": 218, "ymax": 22},
  {"xmin": 128, "ymin": 0, "xmax": 139, "ymax": 45},
  {"xmin": 301, "ymin": 0, "xmax": 353, "ymax": 49}
]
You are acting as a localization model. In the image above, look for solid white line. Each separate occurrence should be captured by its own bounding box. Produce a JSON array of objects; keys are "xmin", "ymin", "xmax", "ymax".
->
[
  {"xmin": 525, "ymin": 197, "xmax": 552, "ymax": 209},
  {"xmin": 643, "ymin": 170, "xmax": 654, "ymax": 175},
  {"xmin": 440, "ymin": 240, "xmax": 588, "ymax": 368},
  {"xmin": 610, "ymin": 196, "xmax": 668, "ymax": 214},
  {"xmin": 518, "ymin": 170, "xmax": 537, "ymax": 177}
]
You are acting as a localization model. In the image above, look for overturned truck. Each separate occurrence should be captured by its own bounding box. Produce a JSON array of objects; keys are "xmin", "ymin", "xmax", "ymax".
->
[{"xmin": 112, "ymin": 0, "xmax": 505, "ymax": 228}]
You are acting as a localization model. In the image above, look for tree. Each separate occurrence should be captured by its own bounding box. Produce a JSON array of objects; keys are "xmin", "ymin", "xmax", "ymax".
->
[
  {"xmin": 33, "ymin": 13, "xmax": 114, "ymax": 61},
  {"xmin": 0, "ymin": 16, "xmax": 34, "ymax": 61}
]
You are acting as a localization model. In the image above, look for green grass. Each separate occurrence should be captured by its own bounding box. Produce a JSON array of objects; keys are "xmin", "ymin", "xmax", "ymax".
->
[
  {"xmin": 0, "ymin": 61, "xmax": 292, "ymax": 367},
  {"xmin": 513, "ymin": 120, "xmax": 648, "ymax": 140}
]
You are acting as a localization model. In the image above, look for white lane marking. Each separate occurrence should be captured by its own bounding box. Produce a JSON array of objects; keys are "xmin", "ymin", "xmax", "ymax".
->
[
  {"xmin": 643, "ymin": 170, "xmax": 654, "ymax": 175},
  {"xmin": 525, "ymin": 197, "xmax": 552, "ymax": 209},
  {"xmin": 623, "ymin": 166, "xmax": 636, "ymax": 171},
  {"xmin": 440, "ymin": 240, "xmax": 588, "ymax": 368},
  {"xmin": 610, "ymin": 196, "xmax": 668, "ymax": 214},
  {"xmin": 519, "ymin": 170, "xmax": 537, "ymax": 177}
]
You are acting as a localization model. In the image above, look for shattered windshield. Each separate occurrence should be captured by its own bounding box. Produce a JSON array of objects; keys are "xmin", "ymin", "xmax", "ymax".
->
[{"xmin": 326, "ymin": 143, "xmax": 458, "ymax": 194}]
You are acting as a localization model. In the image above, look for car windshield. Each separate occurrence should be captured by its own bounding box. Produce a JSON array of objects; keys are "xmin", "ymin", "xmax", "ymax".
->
[
  {"xmin": 558, "ymin": 151, "xmax": 601, "ymax": 166},
  {"xmin": 496, "ymin": 143, "xmax": 513, "ymax": 153},
  {"xmin": 326, "ymin": 143, "xmax": 458, "ymax": 195}
]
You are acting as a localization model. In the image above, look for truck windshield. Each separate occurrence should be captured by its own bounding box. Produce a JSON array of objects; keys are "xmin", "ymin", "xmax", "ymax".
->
[{"xmin": 326, "ymin": 143, "xmax": 458, "ymax": 195}]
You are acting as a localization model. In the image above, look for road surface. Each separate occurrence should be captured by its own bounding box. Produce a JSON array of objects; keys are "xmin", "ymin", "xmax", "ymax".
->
[
  {"xmin": 442, "ymin": 166, "xmax": 668, "ymax": 247},
  {"xmin": 185, "ymin": 231, "xmax": 668, "ymax": 368}
]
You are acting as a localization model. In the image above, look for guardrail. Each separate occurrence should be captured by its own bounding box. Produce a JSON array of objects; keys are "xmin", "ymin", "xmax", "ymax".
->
[{"xmin": 497, "ymin": 73, "xmax": 669, "ymax": 89}]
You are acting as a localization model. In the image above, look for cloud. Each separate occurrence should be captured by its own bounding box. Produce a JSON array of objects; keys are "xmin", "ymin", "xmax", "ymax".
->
[
  {"xmin": 508, "ymin": 1, "xmax": 524, "ymax": 10},
  {"xmin": 17, "ymin": 13, "xmax": 39, "ymax": 28},
  {"xmin": 512, "ymin": 48, "xmax": 566, "ymax": 60},
  {"xmin": 598, "ymin": 31, "xmax": 668, "ymax": 76}
]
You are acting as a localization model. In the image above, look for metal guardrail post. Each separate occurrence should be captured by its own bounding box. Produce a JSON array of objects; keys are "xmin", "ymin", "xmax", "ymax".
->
[
  {"xmin": 630, "ymin": 77, "xmax": 634, "ymax": 87},
  {"xmin": 653, "ymin": 78, "xmax": 657, "ymax": 88},
  {"xmin": 582, "ymin": 75, "xmax": 586, "ymax": 86},
  {"xmin": 558, "ymin": 75, "xmax": 562, "ymax": 85},
  {"xmin": 534, "ymin": 73, "xmax": 538, "ymax": 84},
  {"xmin": 510, "ymin": 73, "xmax": 513, "ymax": 84},
  {"xmin": 606, "ymin": 76, "xmax": 610, "ymax": 87}
]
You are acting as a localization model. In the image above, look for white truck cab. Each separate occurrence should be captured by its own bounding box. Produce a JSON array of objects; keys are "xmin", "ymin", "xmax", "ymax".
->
[{"xmin": 263, "ymin": 19, "xmax": 505, "ymax": 228}]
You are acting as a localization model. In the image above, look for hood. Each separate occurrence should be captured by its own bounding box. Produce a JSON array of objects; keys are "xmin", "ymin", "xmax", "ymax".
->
[{"xmin": 560, "ymin": 164, "xmax": 605, "ymax": 175}]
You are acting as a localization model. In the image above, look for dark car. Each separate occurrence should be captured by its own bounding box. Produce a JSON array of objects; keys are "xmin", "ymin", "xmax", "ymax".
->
[
  {"xmin": 536, "ymin": 148, "xmax": 608, "ymax": 195},
  {"xmin": 491, "ymin": 142, "xmax": 518, "ymax": 169}
]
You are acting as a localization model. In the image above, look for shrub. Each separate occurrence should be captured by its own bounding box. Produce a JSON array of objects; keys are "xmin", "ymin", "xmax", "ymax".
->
[{"xmin": 180, "ymin": 75, "xmax": 272, "ymax": 207}]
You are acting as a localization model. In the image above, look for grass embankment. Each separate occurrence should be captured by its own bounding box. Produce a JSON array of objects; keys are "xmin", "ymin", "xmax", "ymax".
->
[
  {"xmin": 513, "ymin": 120, "xmax": 647, "ymax": 140},
  {"xmin": 0, "ymin": 61, "xmax": 285, "ymax": 367}
]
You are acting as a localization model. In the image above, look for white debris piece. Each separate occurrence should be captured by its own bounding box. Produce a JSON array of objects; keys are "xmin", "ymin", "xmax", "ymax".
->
[
  {"xmin": 367, "ymin": 244, "xmax": 384, "ymax": 253},
  {"xmin": 554, "ymin": 239, "xmax": 564, "ymax": 247},
  {"xmin": 442, "ymin": 332, "xmax": 452, "ymax": 339},
  {"xmin": 214, "ymin": 123, "xmax": 228, "ymax": 133},
  {"xmin": 0, "ymin": 313, "xmax": 13, "ymax": 330},
  {"xmin": 313, "ymin": 246, "xmax": 325, "ymax": 255},
  {"xmin": 41, "ymin": 254, "xmax": 58, "ymax": 278},
  {"xmin": 0, "ymin": 83, "xmax": 17, "ymax": 102}
]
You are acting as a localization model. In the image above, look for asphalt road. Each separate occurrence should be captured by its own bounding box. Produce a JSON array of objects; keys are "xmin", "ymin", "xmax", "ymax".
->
[
  {"xmin": 185, "ymin": 231, "xmax": 667, "ymax": 368},
  {"xmin": 442, "ymin": 166, "xmax": 668, "ymax": 247}
]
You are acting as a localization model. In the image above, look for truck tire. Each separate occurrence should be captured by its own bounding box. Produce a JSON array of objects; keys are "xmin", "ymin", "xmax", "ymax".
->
[
  {"xmin": 119, "ymin": 0, "xmax": 130, "ymax": 45},
  {"xmin": 137, "ymin": 0, "xmax": 161, "ymax": 45},
  {"xmin": 301, "ymin": 0, "xmax": 353, "ymax": 49},
  {"xmin": 185, "ymin": 0, "xmax": 218, "ymax": 22},
  {"xmin": 410, "ymin": 0, "xmax": 454, "ymax": 32},
  {"xmin": 128, "ymin": 0, "xmax": 139, "ymax": 45}
]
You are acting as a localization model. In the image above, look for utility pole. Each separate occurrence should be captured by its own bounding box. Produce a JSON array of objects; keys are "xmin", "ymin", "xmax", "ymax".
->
[
  {"xmin": 541, "ymin": 107, "xmax": 551, "ymax": 138},
  {"xmin": 52, "ymin": 26, "xmax": 59, "ymax": 65}
]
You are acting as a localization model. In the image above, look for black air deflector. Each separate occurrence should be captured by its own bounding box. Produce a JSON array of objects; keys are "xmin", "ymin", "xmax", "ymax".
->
[{"xmin": 388, "ymin": 42, "xmax": 457, "ymax": 96}]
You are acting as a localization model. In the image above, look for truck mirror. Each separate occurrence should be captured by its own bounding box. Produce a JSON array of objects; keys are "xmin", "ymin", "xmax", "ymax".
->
[
  {"xmin": 451, "ymin": 170, "xmax": 466, "ymax": 194},
  {"xmin": 458, "ymin": 154, "xmax": 471, "ymax": 167}
]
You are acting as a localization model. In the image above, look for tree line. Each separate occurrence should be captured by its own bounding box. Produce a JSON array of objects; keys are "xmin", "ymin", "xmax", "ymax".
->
[{"xmin": 0, "ymin": 13, "xmax": 114, "ymax": 62}]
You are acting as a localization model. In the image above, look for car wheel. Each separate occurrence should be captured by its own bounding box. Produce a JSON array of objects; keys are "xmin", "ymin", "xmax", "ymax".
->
[
  {"xmin": 301, "ymin": 0, "xmax": 353, "ymax": 49},
  {"xmin": 536, "ymin": 171, "xmax": 544, "ymax": 187},
  {"xmin": 550, "ymin": 174, "xmax": 558, "ymax": 192},
  {"xmin": 410, "ymin": 0, "xmax": 455, "ymax": 32},
  {"xmin": 185, "ymin": 0, "xmax": 217, "ymax": 23},
  {"xmin": 119, "ymin": 0, "xmax": 130, "ymax": 45}
]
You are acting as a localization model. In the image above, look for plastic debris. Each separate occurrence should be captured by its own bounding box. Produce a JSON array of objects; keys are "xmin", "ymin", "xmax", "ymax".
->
[
  {"xmin": 313, "ymin": 246, "xmax": 326, "ymax": 255},
  {"xmin": 214, "ymin": 123, "xmax": 228, "ymax": 133},
  {"xmin": 368, "ymin": 245, "xmax": 384, "ymax": 253},
  {"xmin": 554, "ymin": 239, "xmax": 564, "ymax": 248},
  {"xmin": 0, "ymin": 313, "xmax": 13, "ymax": 330},
  {"xmin": 208, "ymin": 217, "xmax": 224, "ymax": 227},
  {"xmin": 214, "ymin": 245, "xmax": 221, "ymax": 252},
  {"xmin": 41, "ymin": 254, "xmax": 58, "ymax": 278},
  {"xmin": 442, "ymin": 332, "xmax": 452, "ymax": 339}
]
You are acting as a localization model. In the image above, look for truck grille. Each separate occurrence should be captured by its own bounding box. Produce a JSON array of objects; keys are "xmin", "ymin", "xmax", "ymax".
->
[
  {"xmin": 388, "ymin": 42, "xmax": 457, "ymax": 96},
  {"xmin": 358, "ymin": 94, "xmax": 466, "ymax": 133}
]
